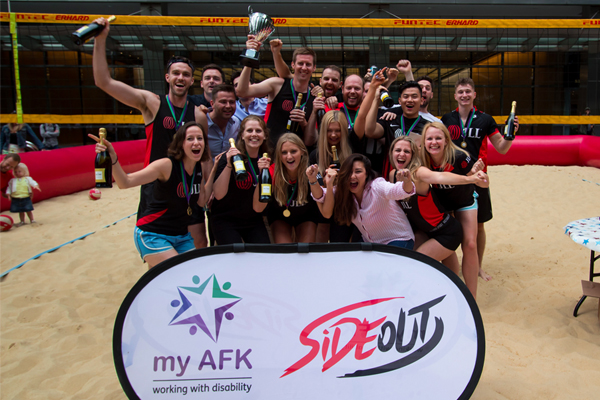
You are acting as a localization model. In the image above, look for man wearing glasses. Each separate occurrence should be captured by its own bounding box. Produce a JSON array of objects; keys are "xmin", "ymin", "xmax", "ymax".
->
[{"xmin": 92, "ymin": 17, "xmax": 210, "ymax": 249}]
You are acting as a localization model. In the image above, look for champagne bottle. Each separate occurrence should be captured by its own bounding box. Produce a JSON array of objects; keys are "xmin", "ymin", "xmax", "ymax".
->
[
  {"xmin": 72, "ymin": 16, "xmax": 116, "ymax": 46},
  {"xmin": 259, "ymin": 153, "xmax": 272, "ymax": 203},
  {"xmin": 504, "ymin": 101, "xmax": 517, "ymax": 141},
  {"xmin": 331, "ymin": 146, "xmax": 341, "ymax": 170},
  {"xmin": 229, "ymin": 138, "xmax": 248, "ymax": 181},
  {"xmin": 316, "ymin": 92, "xmax": 325, "ymax": 130},
  {"xmin": 286, "ymin": 93, "xmax": 303, "ymax": 133},
  {"xmin": 380, "ymin": 88, "xmax": 394, "ymax": 108},
  {"xmin": 95, "ymin": 128, "xmax": 112, "ymax": 188}
]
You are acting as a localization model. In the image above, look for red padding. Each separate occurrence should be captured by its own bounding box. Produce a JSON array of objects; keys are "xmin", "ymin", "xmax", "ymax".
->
[
  {"xmin": 1, "ymin": 140, "xmax": 145, "ymax": 212},
  {"xmin": 487, "ymin": 135, "xmax": 600, "ymax": 168}
]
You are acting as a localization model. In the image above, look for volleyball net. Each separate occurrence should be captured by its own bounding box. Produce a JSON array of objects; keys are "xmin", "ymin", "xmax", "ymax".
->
[{"xmin": 1, "ymin": 12, "xmax": 599, "ymax": 136}]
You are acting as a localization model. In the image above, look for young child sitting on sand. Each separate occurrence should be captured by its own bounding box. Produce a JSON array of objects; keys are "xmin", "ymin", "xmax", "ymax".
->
[{"xmin": 5, "ymin": 163, "xmax": 41, "ymax": 226}]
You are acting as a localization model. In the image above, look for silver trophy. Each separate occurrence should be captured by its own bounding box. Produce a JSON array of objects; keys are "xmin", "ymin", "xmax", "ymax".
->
[{"xmin": 240, "ymin": 6, "xmax": 276, "ymax": 68}]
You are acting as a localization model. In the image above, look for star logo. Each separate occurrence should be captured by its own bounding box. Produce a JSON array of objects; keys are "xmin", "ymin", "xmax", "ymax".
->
[{"xmin": 169, "ymin": 274, "xmax": 241, "ymax": 342}]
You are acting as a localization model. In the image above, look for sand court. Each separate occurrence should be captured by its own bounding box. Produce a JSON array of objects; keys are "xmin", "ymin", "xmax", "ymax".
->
[{"xmin": 1, "ymin": 165, "xmax": 600, "ymax": 399}]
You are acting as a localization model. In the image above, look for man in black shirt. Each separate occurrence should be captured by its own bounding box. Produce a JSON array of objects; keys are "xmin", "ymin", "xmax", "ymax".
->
[
  {"xmin": 189, "ymin": 64, "xmax": 225, "ymax": 108},
  {"xmin": 92, "ymin": 17, "xmax": 210, "ymax": 249},
  {"xmin": 441, "ymin": 77, "xmax": 518, "ymax": 281}
]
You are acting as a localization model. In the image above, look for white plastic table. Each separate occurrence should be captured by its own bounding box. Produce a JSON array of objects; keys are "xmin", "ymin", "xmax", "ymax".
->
[{"xmin": 564, "ymin": 217, "xmax": 600, "ymax": 317}]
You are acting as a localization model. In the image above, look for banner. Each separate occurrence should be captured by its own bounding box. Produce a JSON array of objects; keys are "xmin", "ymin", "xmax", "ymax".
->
[{"xmin": 113, "ymin": 244, "xmax": 485, "ymax": 399}]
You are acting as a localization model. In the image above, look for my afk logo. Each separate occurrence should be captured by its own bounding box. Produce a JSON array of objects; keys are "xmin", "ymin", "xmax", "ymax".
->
[
  {"xmin": 168, "ymin": 274, "xmax": 241, "ymax": 342},
  {"xmin": 282, "ymin": 295, "xmax": 445, "ymax": 378}
]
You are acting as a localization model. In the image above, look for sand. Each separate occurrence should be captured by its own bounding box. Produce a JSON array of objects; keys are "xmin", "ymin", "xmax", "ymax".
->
[{"xmin": 1, "ymin": 165, "xmax": 600, "ymax": 399}]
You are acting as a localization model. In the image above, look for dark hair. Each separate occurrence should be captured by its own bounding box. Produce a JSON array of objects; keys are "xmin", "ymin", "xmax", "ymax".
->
[
  {"xmin": 3, "ymin": 153, "xmax": 21, "ymax": 163},
  {"xmin": 399, "ymin": 80, "xmax": 422, "ymax": 96},
  {"xmin": 211, "ymin": 84, "xmax": 236, "ymax": 100},
  {"xmin": 168, "ymin": 121, "xmax": 210, "ymax": 162},
  {"xmin": 416, "ymin": 75, "xmax": 434, "ymax": 90},
  {"xmin": 333, "ymin": 154, "xmax": 377, "ymax": 226},
  {"xmin": 292, "ymin": 47, "xmax": 317, "ymax": 65},
  {"xmin": 166, "ymin": 56, "xmax": 195, "ymax": 74},
  {"xmin": 455, "ymin": 77, "xmax": 475, "ymax": 91},
  {"xmin": 202, "ymin": 64, "xmax": 224, "ymax": 81},
  {"xmin": 235, "ymin": 115, "xmax": 271, "ymax": 159},
  {"xmin": 323, "ymin": 65, "xmax": 342, "ymax": 77}
]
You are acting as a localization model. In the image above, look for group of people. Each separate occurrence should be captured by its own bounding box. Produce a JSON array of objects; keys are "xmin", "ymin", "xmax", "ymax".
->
[
  {"xmin": 1, "ymin": 122, "xmax": 60, "ymax": 153},
  {"xmin": 89, "ymin": 17, "xmax": 520, "ymax": 299}
]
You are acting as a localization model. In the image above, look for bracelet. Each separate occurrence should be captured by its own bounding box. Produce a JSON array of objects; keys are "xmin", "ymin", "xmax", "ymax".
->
[
  {"xmin": 112, "ymin": 156, "xmax": 119, "ymax": 165},
  {"xmin": 309, "ymin": 180, "xmax": 319, "ymax": 186}
]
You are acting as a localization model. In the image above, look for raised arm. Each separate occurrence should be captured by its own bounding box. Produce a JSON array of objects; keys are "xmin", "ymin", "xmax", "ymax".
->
[
  {"xmin": 364, "ymin": 86, "xmax": 386, "ymax": 139},
  {"xmin": 355, "ymin": 68, "xmax": 386, "ymax": 139},
  {"xmin": 93, "ymin": 18, "xmax": 158, "ymax": 123},
  {"xmin": 270, "ymin": 39, "xmax": 293, "ymax": 79},
  {"xmin": 396, "ymin": 60, "xmax": 414, "ymax": 81},
  {"xmin": 198, "ymin": 153, "xmax": 221, "ymax": 207}
]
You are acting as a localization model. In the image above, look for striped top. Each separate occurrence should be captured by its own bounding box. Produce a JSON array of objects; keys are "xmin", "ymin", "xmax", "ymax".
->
[{"xmin": 316, "ymin": 177, "xmax": 415, "ymax": 244}]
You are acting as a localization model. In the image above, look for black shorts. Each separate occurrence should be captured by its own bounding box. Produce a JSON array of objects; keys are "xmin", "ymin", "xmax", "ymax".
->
[
  {"xmin": 210, "ymin": 217, "xmax": 270, "ymax": 245},
  {"xmin": 475, "ymin": 186, "xmax": 493, "ymax": 223},
  {"xmin": 428, "ymin": 214, "xmax": 463, "ymax": 251},
  {"xmin": 267, "ymin": 201, "xmax": 320, "ymax": 228}
]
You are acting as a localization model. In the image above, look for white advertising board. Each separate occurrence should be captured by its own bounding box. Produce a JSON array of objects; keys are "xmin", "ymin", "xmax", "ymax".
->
[{"xmin": 114, "ymin": 243, "xmax": 485, "ymax": 399}]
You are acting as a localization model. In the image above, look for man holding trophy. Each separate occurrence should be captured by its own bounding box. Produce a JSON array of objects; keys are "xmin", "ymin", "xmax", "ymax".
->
[{"xmin": 236, "ymin": 7, "xmax": 317, "ymax": 149}]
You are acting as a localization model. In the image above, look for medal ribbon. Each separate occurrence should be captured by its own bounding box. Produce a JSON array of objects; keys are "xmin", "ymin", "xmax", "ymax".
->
[
  {"xmin": 179, "ymin": 161, "xmax": 197, "ymax": 209},
  {"xmin": 246, "ymin": 152, "xmax": 258, "ymax": 185},
  {"xmin": 458, "ymin": 108, "xmax": 475, "ymax": 142},
  {"xmin": 166, "ymin": 95, "xmax": 189, "ymax": 129},
  {"xmin": 286, "ymin": 182, "xmax": 298, "ymax": 209},
  {"xmin": 342, "ymin": 105, "xmax": 359, "ymax": 130},
  {"xmin": 401, "ymin": 115, "xmax": 421, "ymax": 136},
  {"xmin": 289, "ymin": 80, "xmax": 309, "ymax": 110}
]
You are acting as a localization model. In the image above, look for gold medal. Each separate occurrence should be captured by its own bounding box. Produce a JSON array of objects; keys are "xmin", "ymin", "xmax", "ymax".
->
[
  {"xmin": 187, "ymin": 206, "xmax": 192, "ymax": 216},
  {"xmin": 283, "ymin": 209, "xmax": 291, "ymax": 218},
  {"xmin": 461, "ymin": 141, "xmax": 467, "ymax": 149}
]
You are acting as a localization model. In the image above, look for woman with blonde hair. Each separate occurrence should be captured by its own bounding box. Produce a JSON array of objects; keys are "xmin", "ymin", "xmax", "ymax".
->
[
  {"xmin": 308, "ymin": 110, "xmax": 357, "ymax": 242},
  {"xmin": 388, "ymin": 135, "xmax": 488, "ymax": 271},
  {"xmin": 265, "ymin": 133, "xmax": 319, "ymax": 243},
  {"xmin": 419, "ymin": 122, "xmax": 485, "ymax": 299}
]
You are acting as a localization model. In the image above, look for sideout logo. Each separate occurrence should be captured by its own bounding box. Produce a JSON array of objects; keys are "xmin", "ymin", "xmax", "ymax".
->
[
  {"xmin": 168, "ymin": 274, "xmax": 241, "ymax": 342},
  {"xmin": 282, "ymin": 295, "xmax": 445, "ymax": 378}
]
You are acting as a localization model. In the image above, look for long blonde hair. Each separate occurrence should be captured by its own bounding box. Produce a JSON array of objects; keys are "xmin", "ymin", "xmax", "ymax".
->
[
  {"xmin": 317, "ymin": 110, "xmax": 351, "ymax": 174},
  {"xmin": 273, "ymin": 133, "xmax": 310, "ymax": 207},
  {"xmin": 419, "ymin": 122, "xmax": 469, "ymax": 170}
]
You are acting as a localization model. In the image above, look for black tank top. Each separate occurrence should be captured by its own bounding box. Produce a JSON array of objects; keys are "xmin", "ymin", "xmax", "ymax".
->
[
  {"xmin": 264, "ymin": 78, "xmax": 313, "ymax": 148},
  {"xmin": 136, "ymin": 158, "xmax": 203, "ymax": 236},
  {"xmin": 144, "ymin": 95, "xmax": 196, "ymax": 166}
]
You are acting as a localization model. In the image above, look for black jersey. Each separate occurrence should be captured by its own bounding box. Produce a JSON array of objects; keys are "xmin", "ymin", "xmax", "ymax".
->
[
  {"xmin": 210, "ymin": 155, "xmax": 265, "ymax": 229},
  {"xmin": 144, "ymin": 95, "xmax": 196, "ymax": 166},
  {"xmin": 136, "ymin": 158, "xmax": 202, "ymax": 236},
  {"xmin": 441, "ymin": 107, "xmax": 500, "ymax": 171},
  {"xmin": 188, "ymin": 94, "xmax": 210, "ymax": 108},
  {"xmin": 264, "ymin": 78, "xmax": 314, "ymax": 148},
  {"xmin": 430, "ymin": 150, "xmax": 475, "ymax": 212},
  {"xmin": 139, "ymin": 95, "xmax": 197, "ymax": 221}
]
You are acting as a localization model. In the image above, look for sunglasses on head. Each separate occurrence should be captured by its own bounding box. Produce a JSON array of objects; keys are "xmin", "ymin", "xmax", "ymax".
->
[{"xmin": 167, "ymin": 57, "xmax": 195, "ymax": 73}]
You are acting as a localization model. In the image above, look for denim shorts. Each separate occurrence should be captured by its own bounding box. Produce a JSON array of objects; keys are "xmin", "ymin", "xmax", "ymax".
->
[{"xmin": 133, "ymin": 227, "xmax": 195, "ymax": 260}]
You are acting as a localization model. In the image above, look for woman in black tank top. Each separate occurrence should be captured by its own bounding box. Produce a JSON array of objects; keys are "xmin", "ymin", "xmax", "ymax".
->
[{"xmin": 89, "ymin": 121, "xmax": 218, "ymax": 269}]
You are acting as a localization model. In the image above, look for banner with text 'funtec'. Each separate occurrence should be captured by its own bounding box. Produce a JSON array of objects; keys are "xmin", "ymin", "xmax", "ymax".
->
[{"xmin": 113, "ymin": 244, "xmax": 485, "ymax": 399}]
